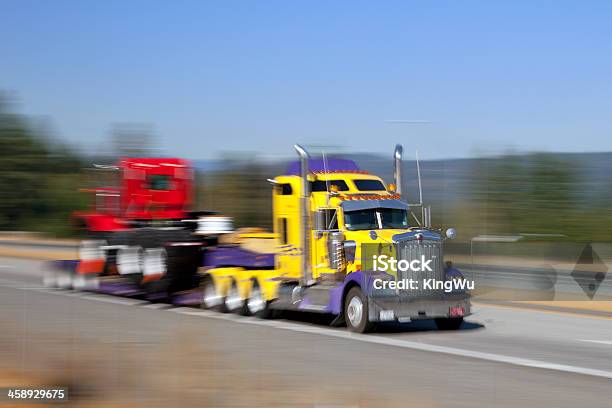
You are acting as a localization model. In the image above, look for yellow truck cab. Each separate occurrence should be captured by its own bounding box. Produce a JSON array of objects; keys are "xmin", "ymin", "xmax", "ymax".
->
[{"xmin": 201, "ymin": 145, "xmax": 471, "ymax": 332}]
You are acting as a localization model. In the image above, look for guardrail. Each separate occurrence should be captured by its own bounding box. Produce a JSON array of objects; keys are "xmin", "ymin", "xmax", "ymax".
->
[
  {"xmin": 2, "ymin": 237, "xmax": 611, "ymax": 301},
  {"xmin": 0, "ymin": 239, "xmax": 78, "ymax": 250}
]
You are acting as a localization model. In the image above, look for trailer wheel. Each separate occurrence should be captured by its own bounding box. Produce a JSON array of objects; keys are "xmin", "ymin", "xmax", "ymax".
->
[
  {"xmin": 222, "ymin": 280, "xmax": 242, "ymax": 313},
  {"xmin": 72, "ymin": 274, "xmax": 99, "ymax": 291},
  {"xmin": 55, "ymin": 269, "xmax": 74, "ymax": 290},
  {"xmin": 200, "ymin": 276, "xmax": 222, "ymax": 310},
  {"xmin": 142, "ymin": 247, "xmax": 170, "ymax": 295},
  {"xmin": 434, "ymin": 317, "xmax": 464, "ymax": 330},
  {"xmin": 344, "ymin": 287, "xmax": 373, "ymax": 333},
  {"xmin": 243, "ymin": 281, "xmax": 272, "ymax": 318},
  {"xmin": 42, "ymin": 269, "xmax": 58, "ymax": 288},
  {"xmin": 140, "ymin": 229, "xmax": 201, "ymax": 294}
]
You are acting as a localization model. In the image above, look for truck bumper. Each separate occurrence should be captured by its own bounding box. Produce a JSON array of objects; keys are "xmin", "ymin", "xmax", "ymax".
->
[{"xmin": 368, "ymin": 293, "xmax": 471, "ymax": 322}]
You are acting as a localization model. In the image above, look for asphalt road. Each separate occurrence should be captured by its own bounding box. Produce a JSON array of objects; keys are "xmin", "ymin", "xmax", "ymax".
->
[{"xmin": 1, "ymin": 256, "xmax": 612, "ymax": 407}]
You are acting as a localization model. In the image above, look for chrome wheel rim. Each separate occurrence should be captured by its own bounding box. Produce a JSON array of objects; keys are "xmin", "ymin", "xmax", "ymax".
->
[
  {"xmin": 117, "ymin": 246, "xmax": 144, "ymax": 275},
  {"xmin": 247, "ymin": 286, "xmax": 265, "ymax": 314},
  {"xmin": 347, "ymin": 296, "xmax": 363, "ymax": 328},
  {"xmin": 224, "ymin": 284, "xmax": 242, "ymax": 311},
  {"xmin": 202, "ymin": 282, "xmax": 221, "ymax": 308}
]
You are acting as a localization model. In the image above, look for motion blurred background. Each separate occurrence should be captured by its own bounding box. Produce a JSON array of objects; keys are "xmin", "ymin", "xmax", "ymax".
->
[
  {"xmin": 2, "ymin": 1, "xmax": 612, "ymax": 241},
  {"xmin": 2, "ymin": 1, "xmax": 612, "ymax": 407},
  {"xmin": 2, "ymin": 95, "xmax": 612, "ymax": 242}
]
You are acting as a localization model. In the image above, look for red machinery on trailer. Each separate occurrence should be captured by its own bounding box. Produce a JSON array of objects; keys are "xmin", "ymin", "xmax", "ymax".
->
[{"xmin": 45, "ymin": 157, "xmax": 233, "ymax": 296}]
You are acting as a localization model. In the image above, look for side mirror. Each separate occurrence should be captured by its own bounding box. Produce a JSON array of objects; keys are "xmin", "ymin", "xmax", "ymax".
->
[
  {"xmin": 445, "ymin": 228, "xmax": 457, "ymax": 240},
  {"xmin": 387, "ymin": 183, "xmax": 396, "ymax": 193}
]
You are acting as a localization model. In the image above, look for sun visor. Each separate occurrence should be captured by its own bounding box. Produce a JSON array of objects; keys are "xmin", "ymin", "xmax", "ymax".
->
[{"xmin": 341, "ymin": 199, "xmax": 409, "ymax": 212}]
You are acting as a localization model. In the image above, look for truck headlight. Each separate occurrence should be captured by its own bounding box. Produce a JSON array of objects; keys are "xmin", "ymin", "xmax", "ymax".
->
[{"xmin": 445, "ymin": 228, "xmax": 457, "ymax": 240}]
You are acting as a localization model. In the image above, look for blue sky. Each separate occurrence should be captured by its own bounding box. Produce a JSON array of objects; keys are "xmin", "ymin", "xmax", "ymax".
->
[{"xmin": 2, "ymin": 1, "xmax": 612, "ymax": 160}]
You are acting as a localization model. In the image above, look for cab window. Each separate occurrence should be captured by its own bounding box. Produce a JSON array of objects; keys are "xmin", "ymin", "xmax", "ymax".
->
[
  {"xmin": 275, "ymin": 183, "xmax": 293, "ymax": 195},
  {"xmin": 311, "ymin": 180, "xmax": 349, "ymax": 192},
  {"xmin": 353, "ymin": 179, "xmax": 386, "ymax": 191},
  {"xmin": 314, "ymin": 209, "xmax": 338, "ymax": 231}
]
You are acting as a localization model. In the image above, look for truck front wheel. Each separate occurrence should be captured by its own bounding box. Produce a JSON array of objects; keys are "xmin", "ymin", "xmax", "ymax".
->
[
  {"xmin": 434, "ymin": 317, "xmax": 464, "ymax": 330},
  {"xmin": 344, "ymin": 287, "xmax": 373, "ymax": 333}
]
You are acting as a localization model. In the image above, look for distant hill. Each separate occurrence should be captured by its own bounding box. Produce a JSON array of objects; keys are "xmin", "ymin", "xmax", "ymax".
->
[{"xmin": 192, "ymin": 151, "xmax": 612, "ymax": 206}]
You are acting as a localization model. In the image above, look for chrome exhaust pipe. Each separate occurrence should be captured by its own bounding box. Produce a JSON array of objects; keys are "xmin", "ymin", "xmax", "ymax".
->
[
  {"xmin": 423, "ymin": 206, "xmax": 431, "ymax": 229},
  {"xmin": 393, "ymin": 144, "xmax": 403, "ymax": 197},
  {"xmin": 294, "ymin": 144, "xmax": 312, "ymax": 286}
]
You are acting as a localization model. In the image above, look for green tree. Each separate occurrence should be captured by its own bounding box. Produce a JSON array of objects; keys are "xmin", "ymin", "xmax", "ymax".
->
[
  {"xmin": 0, "ymin": 99, "xmax": 86, "ymax": 236},
  {"xmin": 467, "ymin": 152, "xmax": 603, "ymax": 242}
]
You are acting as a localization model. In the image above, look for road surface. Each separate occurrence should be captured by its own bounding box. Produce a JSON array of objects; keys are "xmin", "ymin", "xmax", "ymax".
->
[{"xmin": 1, "ymin": 256, "xmax": 611, "ymax": 407}]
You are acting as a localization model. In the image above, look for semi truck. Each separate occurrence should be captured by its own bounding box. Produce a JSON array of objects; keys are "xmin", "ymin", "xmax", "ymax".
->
[
  {"xmin": 200, "ymin": 145, "xmax": 471, "ymax": 332},
  {"xmin": 44, "ymin": 157, "xmax": 233, "ymax": 296}
]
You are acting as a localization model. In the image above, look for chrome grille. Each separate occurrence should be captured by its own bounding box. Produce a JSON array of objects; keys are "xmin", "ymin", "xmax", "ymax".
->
[{"xmin": 396, "ymin": 239, "xmax": 444, "ymax": 298}]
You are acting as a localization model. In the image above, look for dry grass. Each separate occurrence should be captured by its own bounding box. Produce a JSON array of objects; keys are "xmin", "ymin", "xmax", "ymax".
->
[{"xmin": 0, "ymin": 321, "xmax": 401, "ymax": 408}]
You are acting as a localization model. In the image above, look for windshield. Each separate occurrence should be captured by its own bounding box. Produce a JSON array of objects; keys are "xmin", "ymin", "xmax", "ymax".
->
[
  {"xmin": 344, "ymin": 208, "xmax": 408, "ymax": 231},
  {"xmin": 147, "ymin": 174, "xmax": 173, "ymax": 190}
]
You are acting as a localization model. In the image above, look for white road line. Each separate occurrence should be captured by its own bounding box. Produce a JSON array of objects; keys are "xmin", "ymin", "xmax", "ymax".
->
[
  {"xmin": 5, "ymin": 282, "xmax": 612, "ymax": 380},
  {"xmin": 169, "ymin": 308, "xmax": 208, "ymax": 316},
  {"xmin": 579, "ymin": 339, "xmax": 612, "ymax": 346},
  {"xmin": 15, "ymin": 287, "xmax": 47, "ymax": 290},
  {"xmin": 141, "ymin": 303, "xmax": 174, "ymax": 310},
  {"xmin": 78, "ymin": 294, "xmax": 147, "ymax": 306},
  {"xmin": 207, "ymin": 315, "xmax": 612, "ymax": 380},
  {"xmin": 173, "ymin": 308, "xmax": 612, "ymax": 380},
  {"xmin": 51, "ymin": 290, "xmax": 87, "ymax": 297}
]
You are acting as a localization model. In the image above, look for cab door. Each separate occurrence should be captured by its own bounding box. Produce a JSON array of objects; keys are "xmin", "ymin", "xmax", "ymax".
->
[{"xmin": 273, "ymin": 180, "xmax": 301, "ymax": 279}]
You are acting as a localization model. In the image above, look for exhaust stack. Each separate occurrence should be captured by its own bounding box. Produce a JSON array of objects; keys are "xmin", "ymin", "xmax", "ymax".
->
[
  {"xmin": 393, "ymin": 144, "xmax": 403, "ymax": 197},
  {"xmin": 294, "ymin": 144, "xmax": 312, "ymax": 286}
]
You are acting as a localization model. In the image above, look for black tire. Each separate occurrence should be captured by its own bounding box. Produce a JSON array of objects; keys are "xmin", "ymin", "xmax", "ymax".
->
[
  {"xmin": 101, "ymin": 228, "xmax": 202, "ymax": 294},
  {"xmin": 434, "ymin": 317, "xmax": 464, "ymax": 330},
  {"xmin": 200, "ymin": 275, "xmax": 222, "ymax": 310},
  {"xmin": 133, "ymin": 228, "xmax": 201, "ymax": 294},
  {"xmin": 164, "ymin": 244, "xmax": 200, "ymax": 293},
  {"xmin": 344, "ymin": 286, "xmax": 373, "ymax": 333}
]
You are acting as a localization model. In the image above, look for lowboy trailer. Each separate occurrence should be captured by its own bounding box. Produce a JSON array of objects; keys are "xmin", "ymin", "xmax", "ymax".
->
[{"xmin": 45, "ymin": 146, "xmax": 470, "ymax": 332}]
